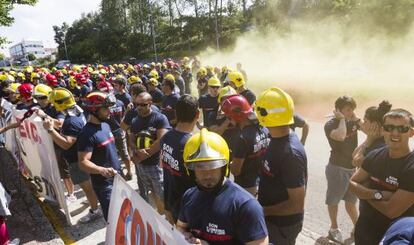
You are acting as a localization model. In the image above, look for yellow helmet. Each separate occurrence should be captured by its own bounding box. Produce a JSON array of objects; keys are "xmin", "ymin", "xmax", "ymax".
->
[
  {"xmin": 0, "ymin": 74, "xmax": 7, "ymax": 81},
  {"xmin": 99, "ymin": 69, "xmax": 107, "ymax": 75},
  {"xmin": 254, "ymin": 87, "xmax": 294, "ymax": 127},
  {"xmin": 25, "ymin": 66, "xmax": 34, "ymax": 73},
  {"xmin": 68, "ymin": 76, "xmax": 79, "ymax": 89},
  {"xmin": 9, "ymin": 71, "xmax": 16, "ymax": 77},
  {"xmin": 148, "ymin": 70, "xmax": 159, "ymax": 79},
  {"xmin": 183, "ymin": 128, "xmax": 230, "ymax": 175},
  {"xmin": 72, "ymin": 65, "xmax": 81, "ymax": 72},
  {"xmin": 217, "ymin": 86, "xmax": 237, "ymax": 104},
  {"xmin": 136, "ymin": 131, "xmax": 155, "ymax": 149},
  {"xmin": 148, "ymin": 78, "xmax": 159, "ymax": 86},
  {"xmin": 227, "ymin": 71, "xmax": 245, "ymax": 88},
  {"xmin": 33, "ymin": 84, "xmax": 52, "ymax": 98},
  {"xmin": 164, "ymin": 73, "xmax": 175, "ymax": 82},
  {"xmin": 49, "ymin": 87, "xmax": 76, "ymax": 112},
  {"xmin": 5, "ymin": 83, "xmax": 21, "ymax": 93},
  {"xmin": 127, "ymin": 76, "xmax": 141, "ymax": 84},
  {"xmin": 30, "ymin": 72, "xmax": 41, "ymax": 81},
  {"xmin": 87, "ymin": 67, "xmax": 94, "ymax": 73},
  {"xmin": 6, "ymin": 75, "xmax": 15, "ymax": 82},
  {"xmin": 61, "ymin": 69, "xmax": 68, "ymax": 75},
  {"xmin": 17, "ymin": 72, "xmax": 25, "ymax": 79},
  {"xmin": 197, "ymin": 67, "xmax": 207, "ymax": 78},
  {"xmin": 207, "ymin": 76, "xmax": 221, "ymax": 87}
]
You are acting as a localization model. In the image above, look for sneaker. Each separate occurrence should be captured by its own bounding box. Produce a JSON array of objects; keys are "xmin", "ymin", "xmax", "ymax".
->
[
  {"xmin": 66, "ymin": 194, "xmax": 77, "ymax": 203},
  {"xmin": 328, "ymin": 228, "xmax": 344, "ymax": 244},
  {"xmin": 79, "ymin": 208, "xmax": 102, "ymax": 224},
  {"xmin": 9, "ymin": 238, "xmax": 20, "ymax": 245}
]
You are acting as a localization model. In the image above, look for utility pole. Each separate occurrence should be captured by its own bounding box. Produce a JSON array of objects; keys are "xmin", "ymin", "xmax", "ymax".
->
[{"xmin": 150, "ymin": 1, "xmax": 158, "ymax": 62}]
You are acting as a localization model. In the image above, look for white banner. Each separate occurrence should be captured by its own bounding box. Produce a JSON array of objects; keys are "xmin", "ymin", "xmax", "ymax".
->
[
  {"xmin": 106, "ymin": 175, "xmax": 190, "ymax": 245},
  {"xmin": 9, "ymin": 110, "xmax": 71, "ymax": 224}
]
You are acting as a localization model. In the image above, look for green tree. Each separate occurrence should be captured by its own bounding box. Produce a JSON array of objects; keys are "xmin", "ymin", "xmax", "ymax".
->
[
  {"xmin": 27, "ymin": 53, "xmax": 36, "ymax": 61},
  {"xmin": 0, "ymin": 0, "xmax": 38, "ymax": 47}
]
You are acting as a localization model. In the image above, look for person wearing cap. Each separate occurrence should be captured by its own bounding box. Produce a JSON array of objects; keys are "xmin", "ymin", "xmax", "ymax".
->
[
  {"xmin": 198, "ymin": 76, "xmax": 220, "ymax": 128},
  {"xmin": 176, "ymin": 128, "xmax": 269, "ymax": 244},
  {"xmin": 254, "ymin": 87, "xmax": 307, "ymax": 245},
  {"xmin": 160, "ymin": 95, "xmax": 198, "ymax": 224},
  {"xmin": 44, "ymin": 88, "xmax": 101, "ymax": 223},
  {"xmin": 221, "ymin": 95, "xmax": 269, "ymax": 197},
  {"xmin": 77, "ymin": 91, "xmax": 122, "ymax": 221},
  {"xmin": 147, "ymin": 78, "xmax": 163, "ymax": 108}
]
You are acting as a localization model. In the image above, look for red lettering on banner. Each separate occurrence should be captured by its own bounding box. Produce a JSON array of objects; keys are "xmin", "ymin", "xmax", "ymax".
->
[
  {"xmin": 18, "ymin": 121, "xmax": 41, "ymax": 143},
  {"xmin": 115, "ymin": 198, "xmax": 167, "ymax": 245}
]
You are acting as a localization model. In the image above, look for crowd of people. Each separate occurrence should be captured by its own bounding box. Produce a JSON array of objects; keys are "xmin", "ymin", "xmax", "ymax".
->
[{"xmin": 0, "ymin": 57, "xmax": 413, "ymax": 245}]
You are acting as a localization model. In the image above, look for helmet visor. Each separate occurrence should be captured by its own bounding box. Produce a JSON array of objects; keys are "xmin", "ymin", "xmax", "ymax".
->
[{"xmin": 187, "ymin": 160, "xmax": 227, "ymax": 171}]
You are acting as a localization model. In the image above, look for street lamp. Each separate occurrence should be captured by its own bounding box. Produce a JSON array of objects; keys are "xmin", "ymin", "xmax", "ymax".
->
[{"xmin": 63, "ymin": 30, "xmax": 69, "ymax": 60}]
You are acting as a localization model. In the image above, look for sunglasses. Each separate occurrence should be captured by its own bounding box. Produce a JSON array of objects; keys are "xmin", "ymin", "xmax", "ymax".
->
[
  {"xmin": 383, "ymin": 124, "xmax": 411, "ymax": 133},
  {"xmin": 54, "ymin": 97, "xmax": 69, "ymax": 104},
  {"xmin": 209, "ymin": 86, "xmax": 220, "ymax": 89},
  {"xmin": 136, "ymin": 103, "xmax": 149, "ymax": 107}
]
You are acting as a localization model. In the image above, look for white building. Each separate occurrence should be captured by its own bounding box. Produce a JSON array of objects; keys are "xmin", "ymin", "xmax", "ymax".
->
[{"xmin": 9, "ymin": 39, "xmax": 47, "ymax": 60}]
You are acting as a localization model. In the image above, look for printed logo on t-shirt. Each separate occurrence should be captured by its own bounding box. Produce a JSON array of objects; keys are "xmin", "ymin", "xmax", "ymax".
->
[
  {"xmin": 206, "ymin": 223, "xmax": 226, "ymax": 235},
  {"xmin": 370, "ymin": 176, "xmax": 399, "ymax": 191},
  {"xmin": 251, "ymin": 133, "xmax": 270, "ymax": 158},
  {"xmin": 386, "ymin": 176, "xmax": 399, "ymax": 187},
  {"xmin": 161, "ymin": 143, "xmax": 180, "ymax": 175}
]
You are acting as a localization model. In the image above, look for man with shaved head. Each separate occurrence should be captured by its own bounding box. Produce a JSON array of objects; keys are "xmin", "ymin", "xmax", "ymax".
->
[{"xmin": 129, "ymin": 92, "xmax": 171, "ymax": 214}]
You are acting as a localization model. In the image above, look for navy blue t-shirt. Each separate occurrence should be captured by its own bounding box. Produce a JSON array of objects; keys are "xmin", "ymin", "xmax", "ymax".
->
[
  {"xmin": 123, "ymin": 105, "xmax": 159, "ymax": 127},
  {"xmin": 130, "ymin": 111, "xmax": 171, "ymax": 165},
  {"xmin": 16, "ymin": 102, "xmax": 38, "ymax": 111},
  {"xmin": 115, "ymin": 92, "xmax": 132, "ymax": 108},
  {"xmin": 233, "ymin": 124, "xmax": 270, "ymax": 188},
  {"xmin": 61, "ymin": 113, "xmax": 87, "ymax": 162},
  {"xmin": 240, "ymin": 89, "xmax": 256, "ymax": 105},
  {"xmin": 179, "ymin": 180, "xmax": 268, "ymax": 244},
  {"xmin": 161, "ymin": 93, "xmax": 180, "ymax": 123},
  {"xmin": 43, "ymin": 104, "xmax": 65, "ymax": 120},
  {"xmin": 258, "ymin": 133, "xmax": 307, "ymax": 226},
  {"xmin": 160, "ymin": 129, "xmax": 194, "ymax": 221},
  {"xmin": 150, "ymin": 88, "xmax": 164, "ymax": 104},
  {"xmin": 324, "ymin": 118, "xmax": 358, "ymax": 169},
  {"xmin": 106, "ymin": 99, "xmax": 125, "ymax": 136},
  {"xmin": 77, "ymin": 122, "xmax": 121, "ymax": 186},
  {"xmin": 198, "ymin": 94, "xmax": 219, "ymax": 128},
  {"xmin": 381, "ymin": 217, "xmax": 414, "ymax": 245},
  {"xmin": 357, "ymin": 147, "xmax": 414, "ymax": 243}
]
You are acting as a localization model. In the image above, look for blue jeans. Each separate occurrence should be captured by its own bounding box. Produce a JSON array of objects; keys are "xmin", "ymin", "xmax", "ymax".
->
[{"xmin": 92, "ymin": 181, "xmax": 113, "ymax": 221}]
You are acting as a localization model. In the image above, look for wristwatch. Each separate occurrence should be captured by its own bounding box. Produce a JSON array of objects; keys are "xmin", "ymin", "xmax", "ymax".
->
[{"xmin": 374, "ymin": 190, "xmax": 383, "ymax": 200}]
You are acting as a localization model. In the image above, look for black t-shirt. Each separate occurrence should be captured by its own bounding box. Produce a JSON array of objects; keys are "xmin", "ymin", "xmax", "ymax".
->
[
  {"xmin": 161, "ymin": 93, "xmax": 180, "ymax": 123},
  {"xmin": 115, "ymin": 92, "xmax": 132, "ymax": 108},
  {"xmin": 160, "ymin": 129, "xmax": 194, "ymax": 221},
  {"xmin": 232, "ymin": 124, "xmax": 270, "ymax": 188},
  {"xmin": 239, "ymin": 89, "xmax": 256, "ymax": 105},
  {"xmin": 324, "ymin": 118, "xmax": 358, "ymax": 169},
  {"xmin": 61, "ymin": 113, "xmax": 87, "ymax": 162},
  {"xmin": 258, "ymin": 133, "xmax": 308, "ymax": 226},
  {"xmin": 198, "ymin": 94, "xmax": 219, "ymax": 128},
  {"xmin": 364, "ymin": 137, "xmax": 386, "ymax": 156},
  {"xmin": 358, "ymin": 147, "xmax": 414, "ymax": 243}
]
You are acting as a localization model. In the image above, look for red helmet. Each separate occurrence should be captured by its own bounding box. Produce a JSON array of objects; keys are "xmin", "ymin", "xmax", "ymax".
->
[
  {"xmin": 55, "ymin": 70, "xmax": 63, "ymax": 78},
  {"xmin": 221, "ymin": 95, "xmax": 253, "ymax": 122},
  {"xmin": 75, "ymin": 73, "xmax": 87, "ymax": 85},
  {"xmin": 83, "ymin": 92, "xmax": 116, "ymax": 113},
  {"xmin": 97, "ymin": 81, "xmax": 114, "ymax": 93},
  {"xmin": 17, "ymin": 83, "xmax": 34, "ymax": 100},
  {"xmin": 166, "ymin": 60, "xmax": 174, "ymax": 68},
  {"xmin": 46, "ymin": 73, "xmax": 59, "ymax": 87}
]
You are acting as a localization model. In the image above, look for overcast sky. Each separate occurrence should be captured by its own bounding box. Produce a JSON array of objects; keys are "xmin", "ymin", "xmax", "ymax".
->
[{"xmin": 0, "ymin": 0, "xmax": 101, "ymax": 56}]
